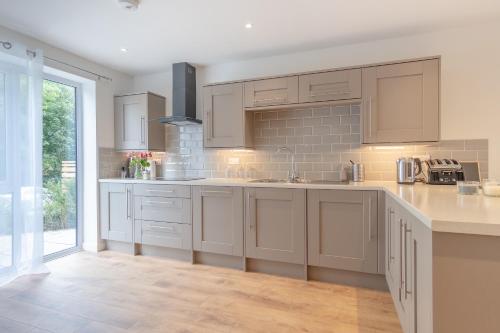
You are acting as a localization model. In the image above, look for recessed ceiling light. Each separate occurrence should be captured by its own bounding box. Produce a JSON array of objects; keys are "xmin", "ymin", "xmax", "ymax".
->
[
  {"xmin": 245, "ymin": 23, "xmax": 253, "ymax": 29},
  {"xmin": 120, "ymin": 47, "xmax": 128, "ymax": 53}
]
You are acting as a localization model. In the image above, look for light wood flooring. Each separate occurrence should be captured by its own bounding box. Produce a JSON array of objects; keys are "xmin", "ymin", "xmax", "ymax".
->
[{"xmin": 0, "ymin": 251, "xmax": 402, "ymax": 333}]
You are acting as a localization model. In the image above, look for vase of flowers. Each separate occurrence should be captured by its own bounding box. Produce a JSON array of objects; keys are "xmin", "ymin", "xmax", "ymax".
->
[{"xmin": 128, "ymin": 152, "xmax": 152, "ymax": 179}]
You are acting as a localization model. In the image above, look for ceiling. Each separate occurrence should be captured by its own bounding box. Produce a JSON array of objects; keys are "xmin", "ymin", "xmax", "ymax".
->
[{"xmin": 1, "ymin": 0, "xmax": 500, "ymax": 75}]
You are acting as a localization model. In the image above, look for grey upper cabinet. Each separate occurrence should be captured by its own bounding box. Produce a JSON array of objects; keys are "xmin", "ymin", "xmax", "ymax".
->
[
  {"xmin": 362, "ymin": 59, "xmax": 439, "ymax": 144},
  {"xmin": 307, "ymin": 190, "xmax": 378, "ymax": 273},
  {"xmin": 100, "ymin": 182, "xmax": 133, "ymax": 243},
  {"xmin": 114, "ymin": 92, "xmax": 166, "ymax": 151},
  {"xmin": 244, "ymin": 76, "xmax": 299, "ymax": 108},
  {"xmin": 245, "ymin": 188, "xmax": 306, "ymax": 265},
  {"xmin": 193, "ymin": 186, "xmax": 243, "ymax": 256},
  {"xmin": 203, "ymin": 83, "xmax": 253, "ymax": 148},
  {"xmin": 298, "ymin": 69, "xmax": 361, "ymax": 103}
]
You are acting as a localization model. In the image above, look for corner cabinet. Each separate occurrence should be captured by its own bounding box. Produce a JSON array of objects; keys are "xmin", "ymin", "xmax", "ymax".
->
[
  {"xmin": 386, "ymin": 194, "xmax": 433, "ymax": 333},
  {"xmin": 193, "ymin": 186, "xmax": 244, "ymax": 256},
  {"xmin": 307, "ymin": 190, "xmax": 378, "ymax": 273},
  {"xmin": 203, "ymin": 83, "xmax": 253, "ymax": 148},
  {"xmin": 114, "ymin": 92, "xmax": 166, "ymax": 151},
  {"xmin": 362, "ymin": 59, "xmax": 439, "ymax": 144},
  {"xmin": 100, "ymin": 182, "xmax": 133, "ymax": 243},
  {"xmin": 244, "ymin": 188, "xmax": 306, "ymax": 265}
]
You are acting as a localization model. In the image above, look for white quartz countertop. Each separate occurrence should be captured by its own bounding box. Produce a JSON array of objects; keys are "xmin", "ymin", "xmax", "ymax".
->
[{"xmin": 99, "ymin": 178, "xmax": 500, "ymax": 237}]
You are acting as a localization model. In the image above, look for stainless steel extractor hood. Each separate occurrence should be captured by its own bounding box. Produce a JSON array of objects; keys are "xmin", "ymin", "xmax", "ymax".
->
[{"xmin": 159, "ymin": 62, "xmax": 201, "ymax": 126}]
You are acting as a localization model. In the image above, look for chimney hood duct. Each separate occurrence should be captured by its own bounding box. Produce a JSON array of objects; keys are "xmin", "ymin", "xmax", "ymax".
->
[{"xmin": 159, "ymin": 62, "xmax": 201, "ymax": 126}]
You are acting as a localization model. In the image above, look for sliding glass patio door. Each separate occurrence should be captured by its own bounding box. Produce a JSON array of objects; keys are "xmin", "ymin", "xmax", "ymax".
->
[{"xmin": 42, "ymin": 75, "xmax": 82, "ymax": 258}]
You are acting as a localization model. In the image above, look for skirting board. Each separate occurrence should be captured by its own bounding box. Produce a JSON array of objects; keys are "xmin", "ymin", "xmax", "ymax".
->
[
  {"xmin": 308, "ymin": 266, "xmax": 388, "ymax": 291},
  {"xmin": 246, "ymin": 258, "xmax": 306, "ymax": 280},
  {"xmin": 194, "ymin": 251, "xmax": 244, "ymax": 270}
]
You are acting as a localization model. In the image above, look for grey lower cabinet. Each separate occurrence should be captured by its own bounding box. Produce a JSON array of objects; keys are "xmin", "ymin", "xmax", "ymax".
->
[
  {"xmin": 133, "ymin": 184, "xmax": 192, "ymax": 250},
  {"xmin": 100, "ymin": 182, "xmax": 133, "ymax": 243},
  {"xmin": 307, "ymin": 190, "xmax": 378, "ymax": 273},
  {"xmin": 193, "ymin": 186, "xmax": 243, "ymax": 256},
  {"xmin": 244, "ymin": 188, "xmax": 306, "ymax": 265},
  {"xmin": 203, "ymin": 83, "xmax": 253, "ymax": 148},
  {"xmin": 386, "ymin": 194, "xmax": 433, "ymax": 333},
  {"xmin": 362, "ymin": 59, "xmax": 439, "ymax": 144}
]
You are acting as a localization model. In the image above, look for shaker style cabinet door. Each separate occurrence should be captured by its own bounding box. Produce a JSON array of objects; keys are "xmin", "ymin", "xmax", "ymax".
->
[
  {"xmin": 100, "ymin": 182, "xmax": 133, "ymax": 243},
  {"xmin": 244, "ymin": 76, "xmax": 299, "ymax": 108},
  {"xmin": 307, "ymin": 190, "xmax": 378, "ymax": 273},
  {"xmin": 362, "ymin": 59, "xmax": 439, "ymax": 144},
  {"xmin": 245, "ymin": 188, "xmax": 306, "ymax": 265},
  {"xmin": 193, "ymin": 186, "xmax": 244, "ymax": 256},
  {"xmin": 203, "ymin": 83, "xmax": 252, "ymax": 148},
  {"xmin": 298, "ymin": 69, "xmax": 361, "ymax": 103},
  {"xmin": 115, "ymin": 94, "xmax": 148, "ymax": 151}
]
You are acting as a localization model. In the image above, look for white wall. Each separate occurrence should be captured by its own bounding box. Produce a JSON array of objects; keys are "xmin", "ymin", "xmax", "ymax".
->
[
  {"xmin": 0, "ymin": 25, "xmax": 134, "ymax": 148},
  {"xmin": 134, "ymin": 20, "xmax": 500, "ymax": 178}
]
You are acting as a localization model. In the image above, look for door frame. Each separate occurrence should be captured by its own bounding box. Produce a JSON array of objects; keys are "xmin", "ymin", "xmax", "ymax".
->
[{"xmin": 42, "ymin": 73, "xmax": 84, "ymax": 261}]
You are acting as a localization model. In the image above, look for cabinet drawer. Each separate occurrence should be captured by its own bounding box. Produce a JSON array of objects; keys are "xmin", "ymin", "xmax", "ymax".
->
[
  {"xmin": 133, "ymin": 184, "xmax": 190, "ymax": 198},
  {"xmin": 136, "ymin": 220, "xmax": 191, "ymax": 250},
  {"xmin": 244, "ymin": 76, "xmax": 298, "ymax": 108},
  {"xmin": 134, "ymin": 196, "xmax": 191, "ymax": 224},
  {"xmin": 298, "ymin": 69, "xmax": 361, "ymax": 103}
]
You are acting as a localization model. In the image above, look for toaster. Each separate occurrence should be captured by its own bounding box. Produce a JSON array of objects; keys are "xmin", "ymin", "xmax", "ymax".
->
[{"xmin": 424, "ymin": 159, "xmax": 465, "ymax": 185}]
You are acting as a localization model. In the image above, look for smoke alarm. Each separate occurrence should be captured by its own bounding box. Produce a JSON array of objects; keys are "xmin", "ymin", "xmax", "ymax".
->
[{"xmin": 117, "ymin": 0, "xmax": 140, "ymax": 10}]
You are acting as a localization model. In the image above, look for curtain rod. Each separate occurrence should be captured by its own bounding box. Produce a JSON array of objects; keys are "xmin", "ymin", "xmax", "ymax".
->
[{"xmin": 1, "ymin": 40, "xmax": 113, "ymax": 82}]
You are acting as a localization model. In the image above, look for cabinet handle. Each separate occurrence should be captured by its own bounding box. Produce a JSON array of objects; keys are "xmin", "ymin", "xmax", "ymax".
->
[
  {"xmin": 201, "ymin": 190, "xmax": 232, "ymax": 196},
  {"xmin": 140, "ymin": 116, "xmax": 145, "ymax": 145},
  {"xmin": 206, "ymin": 110, "xmax": 212, "ymax": 141},
  {"xmin": 388, "ymin": 208, "xmax": 395, "ymax": 261},
  {"xmin": 126, "ymin": 188, "xmax": 131, "ymax": 219},
  {"xmin": 149, "ymin": 225, "xmax": 176, "ymax": 233},
  {"xmin": 404, "ymin": 223, "xmax": 412, "ymax": 298},
  {"xmin": 246, "ymin": 192, "xmax": 255, "ymax": 231},
  {"xmin": 254, "ymin": 96, "xmax": 287, "ymax": 106},
  {"xmin": 309, "ymin": 90, "xmax": 352, "ymax": 97},
  {"xmin": 399, "ymin": 218, "xmax": 404, "ymax": 300},
  {"xmin": 142, "ymin": 200, "xmax": 175, "ymax": 207},
  {"xmin": 368, "ymin": 196, "xmax": 373, "ymax": 241},
  {"xmin": 146, "ymin": 189, "xmax": 175, "ymax": 194},
  {"xmin": 368, "ymin": 97, "xmax": 372, "ymax": 138}
]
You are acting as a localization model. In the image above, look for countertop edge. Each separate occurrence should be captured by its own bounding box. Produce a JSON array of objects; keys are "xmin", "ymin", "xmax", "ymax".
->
[{"xmin": 98, "ymin": 178, "xmax": 500, "ymax": 237}]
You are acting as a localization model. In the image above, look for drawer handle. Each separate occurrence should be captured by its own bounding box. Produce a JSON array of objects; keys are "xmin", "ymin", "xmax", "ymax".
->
[
  {"xmin": 201, "ymin": 190, "xmax": 232, "ymax": 195},
  {"xmin": 146, "ymin": 189, "xmax": 175, "ymax": 194},
  {"xmin": 142, "ymin": 200, "xmax": 175, "ymax": 206},
  {"xmin": 149, "ymin": 225, "xmax": 176, "ymax": 233}
]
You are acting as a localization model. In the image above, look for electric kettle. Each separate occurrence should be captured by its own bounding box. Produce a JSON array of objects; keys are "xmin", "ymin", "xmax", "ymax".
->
[{"xmin": 396, "ymin": 157, "xmax": 422, "ymax": 184}]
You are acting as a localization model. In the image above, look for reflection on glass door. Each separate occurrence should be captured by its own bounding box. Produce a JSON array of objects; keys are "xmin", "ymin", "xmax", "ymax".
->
[{"xmin": 42, "ymin": 77, "xmax": 81, "ymax": 257}]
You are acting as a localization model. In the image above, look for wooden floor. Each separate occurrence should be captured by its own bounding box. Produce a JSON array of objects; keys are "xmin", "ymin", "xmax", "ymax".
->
[{"xmin": 0, "ymin": 251, "xmax": 402, "ymax": 333}]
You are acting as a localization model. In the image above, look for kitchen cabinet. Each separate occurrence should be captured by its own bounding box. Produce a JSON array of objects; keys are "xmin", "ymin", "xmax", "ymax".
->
[
  {"xmin": 244, "ymin": 188, "xmax": 306, "ymax": 265},
  {"xmin": 133, "ymin": 184, "xmax": 192, "ymax": 250},
  {"xmin": 386, "ymin": 194, "xmax": 433, "ymax": 333},
  {"xmin": 100, "ymin": 182, "xmax": 133, "ymax": 243},
  {"xmin": 362, "ymin": 59, "xmax": 439, "ymax": 144},
  {"xmin": 298, "ymin": 69, "xmax": 361, "ymax": 103},
  {"xmin": 114, "ymin": 92, "xmax": 166, "ymax": 151},
  {"xmin": 203, "ymin": 83, "xmax": 253, "ymax": 148},
  {"xmin": 193, "ymin": 186, "xmax": 243, "ymax": 256},
  {"xmin": 244, "ymin": 76, "xmax": 299, "ymax": 108},
  {"xmin": 307, "ymin": 190, "xmax": 378, "ymax": 273}
]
